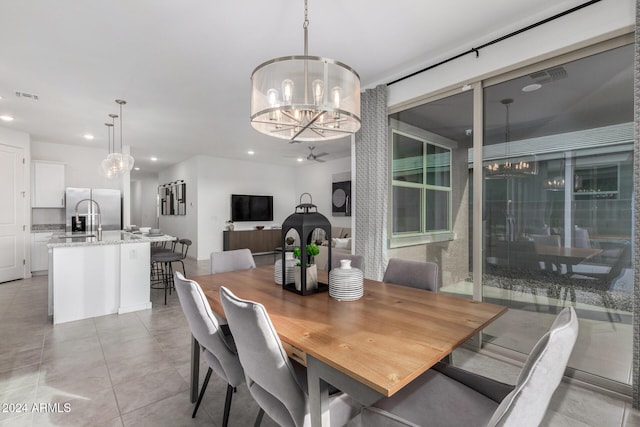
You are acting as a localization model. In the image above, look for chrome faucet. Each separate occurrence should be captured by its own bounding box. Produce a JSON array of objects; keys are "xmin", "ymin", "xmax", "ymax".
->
[{"xmin": 75, "ymin": 198, "xmax": 102, "ymax": 239}]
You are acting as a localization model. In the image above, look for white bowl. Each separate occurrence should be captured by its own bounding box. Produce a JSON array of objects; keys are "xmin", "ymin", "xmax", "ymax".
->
[
  {"xmin": 149, "ymin": 228, "xmax": 161, "ymax": 235},
  {"xmin": 139, "ymin": 227, "xmax": 151, "ymax": 233}
]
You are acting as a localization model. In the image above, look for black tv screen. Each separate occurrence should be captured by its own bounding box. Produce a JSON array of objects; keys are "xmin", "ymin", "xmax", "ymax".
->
[{"xmin": 231, "ymin": 194, "xmax": 273, "ymax": 222}]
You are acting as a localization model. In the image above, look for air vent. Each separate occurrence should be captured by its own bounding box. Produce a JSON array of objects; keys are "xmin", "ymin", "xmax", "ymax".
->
[
  {"xmin": 528, "ymin": 66, "xmax": 568, "ymax": 85},
  {"xmin": 15, "ymin": 91, "xmax": 39, "ymax": 101}
]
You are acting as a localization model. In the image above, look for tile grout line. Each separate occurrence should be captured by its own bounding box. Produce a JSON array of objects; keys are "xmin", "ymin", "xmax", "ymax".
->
[{"xmin": 94, "ymin": 316, "xmax": 126, "ymax": 424}]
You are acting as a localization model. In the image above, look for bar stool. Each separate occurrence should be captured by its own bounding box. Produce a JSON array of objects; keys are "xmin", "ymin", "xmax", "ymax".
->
[
  {"xmin": 151, "ymin": 239, "xmax": 191, "ymax": 304},
  {"xmin": 150, "ymin": 238, "xmax": 177, "ymax": 285}
]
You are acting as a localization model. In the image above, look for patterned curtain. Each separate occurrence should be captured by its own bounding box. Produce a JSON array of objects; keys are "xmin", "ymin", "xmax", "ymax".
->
[
  {"xmin": 633, "ymin": 0, "xmax": 640, "ymax": 409},
  {"xmin": 355, "ymin": 85, "xmax": 388, "ymax": 280}
]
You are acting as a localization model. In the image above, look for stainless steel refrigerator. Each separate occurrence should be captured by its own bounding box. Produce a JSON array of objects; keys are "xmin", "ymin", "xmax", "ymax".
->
[{"xmin": 65, "ymin": 188, "xmax": 122, "ymax": 232}]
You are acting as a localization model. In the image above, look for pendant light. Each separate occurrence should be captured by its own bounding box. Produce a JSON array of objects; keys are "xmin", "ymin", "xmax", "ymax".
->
[
  {"xmin": 544, "ymin": 156, "xmax": 582, "ymax": 192},
  {"xmin": 250, "ymin": 0, "xmax": 360, "ymax": 142},
  {"xmin": 115, "ymin": 99, "xmax": 135, "ymax": 172},
  {"xmin": 100, "ymin": 115, "xmax": 120, "ymax": 179},
  {"xmin": 485, "ymin": 99, "xmax": 537, "ymax": 178}
]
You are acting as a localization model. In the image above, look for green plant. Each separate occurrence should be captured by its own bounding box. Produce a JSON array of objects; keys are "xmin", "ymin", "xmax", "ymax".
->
[{"xmin": 293, "ymin": 243, "xmax": 320, "ymax": 266}]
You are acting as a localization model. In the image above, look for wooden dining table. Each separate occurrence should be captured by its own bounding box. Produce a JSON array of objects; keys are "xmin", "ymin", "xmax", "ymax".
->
[
  {"xmin": 189, "ymin": 265, "xmax": 507, "ymax": 427},
  {"xmin": 534, "ymin": 244, "xmax": 603, "ymax": 274}
]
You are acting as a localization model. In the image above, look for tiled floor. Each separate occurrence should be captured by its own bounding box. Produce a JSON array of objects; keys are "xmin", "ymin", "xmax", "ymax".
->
[{"xmin": 0, "ymin": 256, "xmax": 638, "ymax": 426}]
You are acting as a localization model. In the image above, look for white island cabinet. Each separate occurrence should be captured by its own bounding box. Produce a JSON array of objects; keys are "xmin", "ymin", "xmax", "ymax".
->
[{"xmin": 47, "ymin": 231, "xmax": 174, "ymax": 324}]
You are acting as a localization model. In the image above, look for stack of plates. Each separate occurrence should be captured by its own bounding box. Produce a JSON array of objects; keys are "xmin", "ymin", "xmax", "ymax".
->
[
  {"xmin": 329, "ymin": 267, "xmax": 364, "ymax": 301},
  {"xmin": 274, "ymin": 259, "xmax": 296, "ymax": 285}
]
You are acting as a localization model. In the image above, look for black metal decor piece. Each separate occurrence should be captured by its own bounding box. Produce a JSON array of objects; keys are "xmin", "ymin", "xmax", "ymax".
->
[{"xmin": 281, "ymin": 193, "xmax": 331, "ymax": 295}]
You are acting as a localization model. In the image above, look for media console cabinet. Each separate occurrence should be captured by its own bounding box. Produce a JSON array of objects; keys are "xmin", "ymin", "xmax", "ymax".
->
[{"xmin": 223, "ymin": 229, "xmax": 281, "ymax": 254}]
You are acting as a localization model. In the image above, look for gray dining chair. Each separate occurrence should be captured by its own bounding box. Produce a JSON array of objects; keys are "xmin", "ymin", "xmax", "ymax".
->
[
  {"xmin": 174, "ymin": 272, "xmax": 245, "ymax": 427},
  {"xmin": 329, "ymin": 252, "xmax": 364, "ymax": 271},
  {"xmin": 360, "ymin": 307, "xmax": 579, "ymax": 427},
  {"xmin": 209, "ymin": 249, "xmax": 257, "ymax": 330},
  {"xmin": 383, "ymin": 258, "xmax": 438, "ymax": 292},
  {"xmin": 210, "ymin": 248, "xmax": 256, "ymax": 274},
  {"xmin": 219, "ymin": 286, "xmax": 359, "ymax": 427}
]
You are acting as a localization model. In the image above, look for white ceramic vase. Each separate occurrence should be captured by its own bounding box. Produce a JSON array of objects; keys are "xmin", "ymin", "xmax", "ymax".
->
[{"xmin": 294, "ymin": 264, "xmax": 318, "ymax": 292}]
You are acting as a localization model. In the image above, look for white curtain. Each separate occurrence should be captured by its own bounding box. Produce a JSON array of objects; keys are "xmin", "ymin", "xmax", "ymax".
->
[{"xmin": 355, "ymin": 85, "xmax": 388, "ymax": 280}]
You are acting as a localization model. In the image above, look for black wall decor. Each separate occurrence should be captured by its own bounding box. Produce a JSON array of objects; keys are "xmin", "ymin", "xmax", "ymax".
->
[
  {"xmin": 332, "ymin": 180, "xmax": 351, "ymax": 217},
  {"xmin": 159, "ymin": 180, "xmax": 186, "ymax": 216}
]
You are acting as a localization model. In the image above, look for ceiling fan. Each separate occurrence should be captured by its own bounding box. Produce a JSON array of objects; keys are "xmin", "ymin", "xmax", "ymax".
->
[{"xmin": 307, "ymin": 146, "xmax": 328, "ymax": 162}]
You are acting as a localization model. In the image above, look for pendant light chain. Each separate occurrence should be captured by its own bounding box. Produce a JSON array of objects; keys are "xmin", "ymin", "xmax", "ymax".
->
[
  {"xmin": 109, "ymin": 113, "xmax": 118, "ymax": 154},
  {"xmin": 303, "ymin": 0, "xmax": 309, "ymax": 55},
  {"xmin": 116, "ymin": 99, "xmax": 126, "ymax": 153},
  {"xmin": 105, "ymin": 122, "xmax": 112, "ymax": 154}
]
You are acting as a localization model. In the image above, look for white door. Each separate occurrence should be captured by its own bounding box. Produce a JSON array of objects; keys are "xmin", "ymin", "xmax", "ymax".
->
[{"xmin": 0, "ymin": 144, "xmax": 26, "ymax": 283}]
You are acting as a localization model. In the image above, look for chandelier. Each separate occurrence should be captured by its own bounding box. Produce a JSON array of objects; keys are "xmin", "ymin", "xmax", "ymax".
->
[
  {"xmin": 484, "ymin": 98, "xmax": 537, "ymax": 178},
  {"xmin": 544, "ymin": 158, "xmax": 582, "ymax": 191},
  {"xmin": 250, "ymin": 0, "xmax": 361, "ymax": 142},
  {"xmin": 100, "ymin": 99, "xmax": 134, "ymax": 178}
]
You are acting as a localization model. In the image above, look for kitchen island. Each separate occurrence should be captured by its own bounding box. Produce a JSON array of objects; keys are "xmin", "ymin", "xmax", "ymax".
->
[{"xmin": 47, "ymin": 231, "xmax": 175, "ymax": 325}]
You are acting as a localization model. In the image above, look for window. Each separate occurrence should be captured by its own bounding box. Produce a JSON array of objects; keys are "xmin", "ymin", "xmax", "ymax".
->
[{"xmin": 391, "ymin": 129, "xmax": 452, "ymax": 237}]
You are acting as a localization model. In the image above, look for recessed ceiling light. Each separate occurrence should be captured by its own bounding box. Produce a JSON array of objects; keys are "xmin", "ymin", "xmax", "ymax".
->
[
  {"xmin": 0, "ymin": 115, "xmax": 14, "ymax": 122},
  {"xmin": 522, "ymin": 83, "xmax": 542, "ymax": 93},
  {"xmin": 150, "ymin": 157, "xmax": 158, "ymax": 162},
  {"xmin": 297, "ymin": 158, "xmax": 304, "ymax": 162},
  {"xmin": 83, "ymin": 134, "xmax": 94, "ymax": 140},
  {"xmin": 248, "ymin": 150, "xmax": 255, "ymax": 155},
  {"xmin": 134, "ymin": 167, "xmax": 140, "ymax": 171}
]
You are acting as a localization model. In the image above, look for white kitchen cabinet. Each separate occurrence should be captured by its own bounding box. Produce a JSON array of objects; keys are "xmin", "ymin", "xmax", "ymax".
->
[
  {"xmin": 32, "ymin": 161, "xmax": 65, "ymax": 208},
  {"xmin": 31, "ymin": 232, "xmax": 53, "ymax": 272}
]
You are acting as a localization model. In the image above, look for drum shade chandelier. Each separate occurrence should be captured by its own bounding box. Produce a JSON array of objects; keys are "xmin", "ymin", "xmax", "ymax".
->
[
  {"xmin": 485, "ymin": 98, "xmax": 537, "ymax": 178},
  {"xmin": 250, "ymin": 0, "xmax": 361, "ymax": 142},
  {"xmin": 100, "ymin": 99, "xmax": 134, "ymax": 178}
]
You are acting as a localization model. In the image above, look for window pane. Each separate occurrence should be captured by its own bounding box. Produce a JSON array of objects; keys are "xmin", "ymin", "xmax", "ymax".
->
[
  {"xmin": 426, "ymin": 144, "xmax": 451, "ymax": 187},
  {"xmin": 425, "ymin": 189, "xmax": 449, "ymax": 231},
  {"xmin": 393, "ymin": 133, "xmax": 423, "ymax": 183},
  {"xmin": 393, "ymin": 186, "xmax": 421, "ymax": 233}
]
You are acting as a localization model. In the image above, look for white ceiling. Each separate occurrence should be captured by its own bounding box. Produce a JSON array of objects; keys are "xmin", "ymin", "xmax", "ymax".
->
[{"xmin": 0, "ymin": 0, "xmax": 587, "ymax": 175}]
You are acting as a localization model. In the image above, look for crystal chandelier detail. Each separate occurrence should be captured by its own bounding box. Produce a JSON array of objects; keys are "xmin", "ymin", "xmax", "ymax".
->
[{"xmin": 250, "ymin": 0, "xmax": 361, "ymax": 142}]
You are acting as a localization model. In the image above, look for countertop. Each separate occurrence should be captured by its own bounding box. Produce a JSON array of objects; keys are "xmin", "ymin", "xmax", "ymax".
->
[
  {"xmin": 32, "ymin": 224, "xmax": 65, "ymax": 233},
  {"xmin": 47, "ymin": 231, "xmax": 176, "ymax": 248}
]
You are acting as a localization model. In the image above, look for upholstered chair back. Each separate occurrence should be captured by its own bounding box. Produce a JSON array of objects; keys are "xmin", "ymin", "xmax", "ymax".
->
[
  {"xmin": 383, "ymin": 258, "xmax": 439, "ymax": 292},
  {"xmin": 210, "ymin": 249, "xmax": 256, "ymax": 274},
  {"xmin": 220, "ymin": 286, "xmax": 307, "ymax": 427},
  {"xmin": 174, "ymin": 272, "xmax": 244, "ymax": 387},
  {"xmin": 487, "ymin": 307, "xmax": 579, "ymax": 427}
]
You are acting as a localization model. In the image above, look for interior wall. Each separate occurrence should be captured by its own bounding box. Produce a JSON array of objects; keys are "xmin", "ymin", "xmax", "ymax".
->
[
  {"xmin": 196, "ymin": 155, "xmax": 296, "ymax": 261},
  {"xmin": 294, "ymin": 155, "xmax": 352, "ymax": 229},
  {"xmin": 158, "ymin": 156, "xmax": 198, "ymax": 257},
  {"xmin": 130, "ymin": 174, "xmax": 158, "ymax": 228},
  {"xmin": 387, "ymin": 0, "xmax": 634, "ymax": 108}
]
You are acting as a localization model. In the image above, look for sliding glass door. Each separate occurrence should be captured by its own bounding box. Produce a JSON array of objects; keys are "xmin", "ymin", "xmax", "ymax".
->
[
  {"xmin": 480, "ymin": 43, "xmax": 634, "ymax": 385},
  {"xmin": 388, "ymin": 38, "xmax": 634, "ymax": 388}
]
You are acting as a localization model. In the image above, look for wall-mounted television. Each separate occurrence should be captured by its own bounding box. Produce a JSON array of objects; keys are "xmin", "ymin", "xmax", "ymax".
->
[{"xmin": 231, "ymin": 194, "xmax": 273, "ymax": 222}]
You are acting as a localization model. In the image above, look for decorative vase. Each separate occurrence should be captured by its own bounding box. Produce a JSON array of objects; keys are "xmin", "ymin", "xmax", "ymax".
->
[
  {"xmin": 294, "ymin": 264, "xmax": 318, "ymax": 292},
  {"xmin": 227, "ymin": 223, "xmax": 234, "ymax": 231},
  {"xmin": 329, "ymin": 259, "xmax": 363, "ymax": 301}
]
